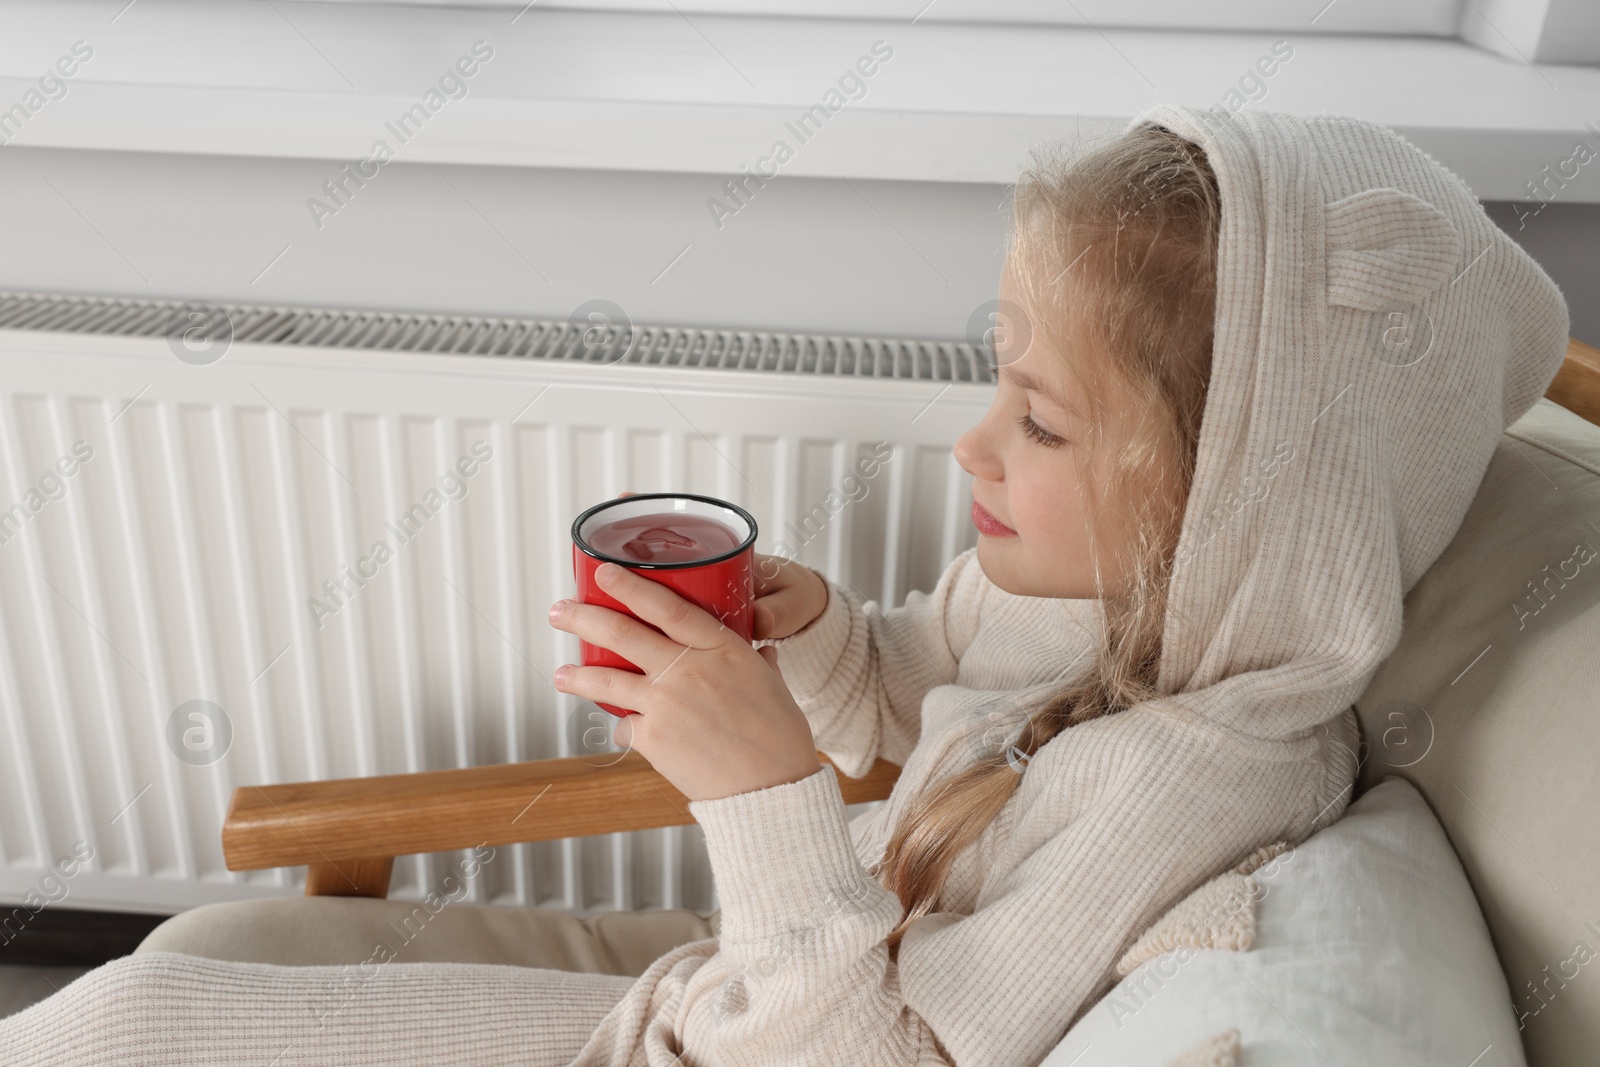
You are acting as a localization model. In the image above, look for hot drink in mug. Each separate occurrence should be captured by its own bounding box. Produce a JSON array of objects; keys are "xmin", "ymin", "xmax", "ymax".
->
[{"xmin": 570, "ymin": 493, "xmax": 758, "ymax": 716}]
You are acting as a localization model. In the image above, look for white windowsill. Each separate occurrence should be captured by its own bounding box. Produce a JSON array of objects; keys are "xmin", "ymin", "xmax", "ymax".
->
[{"xmin": 1, "ymin": 2, "xmax": 1598, "ymax": 200}]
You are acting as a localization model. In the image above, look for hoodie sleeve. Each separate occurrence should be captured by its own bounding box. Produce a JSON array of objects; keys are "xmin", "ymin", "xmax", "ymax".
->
[
  {"xmin": 762, "ymin": 548, "xmax": 985, "ymax": 776},
  {"xmin": 683, "ymin": 720, "xmax": 1330, "ymax": 1067}
]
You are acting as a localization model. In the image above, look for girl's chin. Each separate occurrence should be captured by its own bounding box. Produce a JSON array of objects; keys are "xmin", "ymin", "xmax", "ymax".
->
[
  {"xmin": 976, "ymin": 541, "xmax": 1100, "ymax": 600},
  {"xmin": 974, "ymin": 541, "xmax": 1025, "ymax": 594}
]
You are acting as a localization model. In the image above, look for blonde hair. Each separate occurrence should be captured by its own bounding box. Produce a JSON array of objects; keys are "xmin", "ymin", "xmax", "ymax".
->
[{"xmin": 873, "ymin": 123, "xmax": 1222, "ymax": 956}]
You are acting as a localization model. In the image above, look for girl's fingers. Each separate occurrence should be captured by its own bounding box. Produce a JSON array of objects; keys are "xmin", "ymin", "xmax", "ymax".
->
[
  {"xmin": 593, "ymin": 561, "xmax": 731, "ymax": 649},
  {"xmin": 753, "ymin": 551, "xmax": 806, "ymax": 595},
  {"xmin": 612, "ymin": 712, "xmax": 635, "ymax": 748},
  {"xmin": 550, "ymin": 597, "xmax": 681, "ymax": 675},
  {"xmin": 752, "ymin": 585, "xmax": 809, "ymax": 640},
  {"xmin": 757, "ymin": 644, "xmax": 784, "ymax": 679},
  {"xmin": 553, "ymin": 662, "xmax": 648, "ymax": 712}
]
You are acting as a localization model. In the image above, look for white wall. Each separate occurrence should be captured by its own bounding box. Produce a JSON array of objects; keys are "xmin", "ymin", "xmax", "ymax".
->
[
  {"xmin": 0, "ymin": 144, "xmax": 1594, "ymax": 345},
  {"xmin": 1484, "ymin": 201, "xmax": 1600, "ymax": 345},
  {"xmin": 0, "ymin": 145, "xmax": 1010, "ymax": 341}
]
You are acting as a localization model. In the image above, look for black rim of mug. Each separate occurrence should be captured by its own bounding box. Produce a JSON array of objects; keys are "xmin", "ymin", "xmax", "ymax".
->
[{"xmin": 571, "ymin": 492, "xmax": 759, "ymax": 570}]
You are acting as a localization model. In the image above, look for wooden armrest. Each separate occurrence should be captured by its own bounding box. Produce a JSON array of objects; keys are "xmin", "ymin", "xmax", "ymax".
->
[
  {"xmin": 1549, "ymin": 338, "xmax": 1600, "ymax": 427},
  {"xmin": 223, "ymin": 750, "xmax": 902, "ymax": 898}
]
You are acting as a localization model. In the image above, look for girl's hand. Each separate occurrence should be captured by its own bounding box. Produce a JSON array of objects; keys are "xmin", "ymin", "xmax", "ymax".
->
[
  {"xmin": 750, "ymin": 551, "xmax": 829, "ymax": 641},
  {"xmin": 548, "ymin": 560, "xmax": 822, "ymax": 803}
]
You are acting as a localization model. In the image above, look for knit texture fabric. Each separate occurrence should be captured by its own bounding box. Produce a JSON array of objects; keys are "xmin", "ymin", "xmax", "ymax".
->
[
  {"xmin": 1114, "ymin": 871, "xmax": 1261, "ymax": 978},
  {"xmin": 0, "ymin": 106, "xmax": 1570, "ymax": 1066},
  {"xmin": 1164, "ymin": 1028, "xmax": 1241, "ymax": 1067},
  {"xmin": 0, "ymin": 952, "xmax": 639, "ymax": 1065},
  {"xmin": 1111, "ymin": 838, "xmax": 1289, "ymax": 977}
]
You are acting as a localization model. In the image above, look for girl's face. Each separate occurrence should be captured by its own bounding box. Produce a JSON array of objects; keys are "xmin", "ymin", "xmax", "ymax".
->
[{"xmin": 952, "ymin": 275, "xmax": 1146, "ymax": 601}]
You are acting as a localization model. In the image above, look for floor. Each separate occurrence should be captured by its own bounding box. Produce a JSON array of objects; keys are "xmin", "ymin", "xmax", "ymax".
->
[
  {"xmin": 0, "ymin": 964, "xmax": 91, "ymax": 1019},
  {"xmin": 0, "ymin": 904, "xmax": 170, "ymax": 1020}
]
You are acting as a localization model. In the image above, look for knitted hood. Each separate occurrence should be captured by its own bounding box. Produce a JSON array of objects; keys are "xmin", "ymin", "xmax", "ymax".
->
[{"xmin": 1126, "ymin": 106, "xmax": 1570, "ymax": 741}]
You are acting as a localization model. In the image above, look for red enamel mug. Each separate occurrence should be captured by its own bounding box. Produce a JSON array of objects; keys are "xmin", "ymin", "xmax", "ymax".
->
[{"xmin": 570, "ymin": 492, "xmax": 759, "ymax": 717}]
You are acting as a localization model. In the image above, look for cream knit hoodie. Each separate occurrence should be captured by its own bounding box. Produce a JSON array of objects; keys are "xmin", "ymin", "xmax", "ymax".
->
[{"xmin": 0, "ymin": 106, "xmax": 1569, "ymax": 1067}]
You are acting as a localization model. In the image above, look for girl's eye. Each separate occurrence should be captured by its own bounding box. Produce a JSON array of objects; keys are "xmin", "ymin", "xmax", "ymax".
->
[{"xmin": 1016, "ymin": 412, "xmax": 1066, "ymax": 448}]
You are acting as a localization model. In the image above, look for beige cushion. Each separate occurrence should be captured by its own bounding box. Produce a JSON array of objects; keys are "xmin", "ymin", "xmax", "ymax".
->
[
  {"xmin": 1354, "ymin": 398, "xmax": 1600, "ymax": 1067},
  {"xmin": 1049, "ymin": 778, "xmax": 1523, "ymax": 1066},
  {"xmin": 136, "ymin": 897, "xmax": 719, "ymax": 979}
]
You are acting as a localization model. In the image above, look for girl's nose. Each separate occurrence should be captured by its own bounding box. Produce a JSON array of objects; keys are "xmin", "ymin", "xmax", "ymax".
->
[{"xmin": 953, "ymin": 417, "xmax": 1001, "ymax": 482}]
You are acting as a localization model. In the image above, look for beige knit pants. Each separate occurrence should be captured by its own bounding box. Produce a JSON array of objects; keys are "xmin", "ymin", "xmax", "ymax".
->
[
  {"xmin": 1, "ymin": 900, "xmax": 719, "ymax": 1065},
  {"xmin": 135, "ymin": 896, "xmax": 721, "ymax": 977}
]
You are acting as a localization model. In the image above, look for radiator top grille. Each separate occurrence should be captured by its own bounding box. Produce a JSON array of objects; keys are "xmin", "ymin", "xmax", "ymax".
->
[{"xmin": 0, "ymin": 290, "xmax": 997, "ymax": 385}]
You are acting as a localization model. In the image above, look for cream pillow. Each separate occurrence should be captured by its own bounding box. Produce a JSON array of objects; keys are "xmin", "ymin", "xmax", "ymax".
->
[
  {"xmin": 1044, "ymin": 776, "xmax": 1526, "ymax": 1066},
  {"xmin": 1350, "ymin": 397, "xmax": 1600, "ymax": 1067}
]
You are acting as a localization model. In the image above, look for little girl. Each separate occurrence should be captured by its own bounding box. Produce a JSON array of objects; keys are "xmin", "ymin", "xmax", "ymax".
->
[{"xmin": 0, "ymin": 105, "xmax": 1568, "ymax": 1066}]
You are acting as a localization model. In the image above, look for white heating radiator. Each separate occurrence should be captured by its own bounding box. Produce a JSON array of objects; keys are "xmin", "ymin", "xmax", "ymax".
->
[{"xmin": 0, "ymin": 292, "xmax": 991, "ymax": 918}]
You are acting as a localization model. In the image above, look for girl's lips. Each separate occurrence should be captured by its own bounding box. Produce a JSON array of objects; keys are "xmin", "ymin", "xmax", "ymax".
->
[{"xmin": 971, "ymin": 499, "xmax": 1017, "ymax": 537}]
